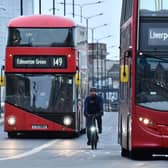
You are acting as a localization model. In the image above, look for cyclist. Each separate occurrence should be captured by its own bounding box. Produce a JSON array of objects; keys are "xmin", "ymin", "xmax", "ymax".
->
[{"xmin": 84, "ymin": 87, "xmax": 103, "ymax": 145}]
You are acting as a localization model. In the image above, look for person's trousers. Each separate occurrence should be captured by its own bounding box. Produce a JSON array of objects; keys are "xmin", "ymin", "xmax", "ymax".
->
[{"xmin": 96, "ymin": 116, "xmax": 102, "ymax": 133}]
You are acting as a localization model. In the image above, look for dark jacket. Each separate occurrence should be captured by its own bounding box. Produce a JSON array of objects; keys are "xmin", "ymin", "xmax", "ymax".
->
[{"xmin": 84, "ymin": 95, "xmax": 103, "ymax": 117}]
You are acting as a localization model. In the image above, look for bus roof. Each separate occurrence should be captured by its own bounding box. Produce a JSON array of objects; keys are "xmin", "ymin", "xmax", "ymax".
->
[{"xmin": 8, "ymin": 15, "xmax": 76, "ymax": 28}]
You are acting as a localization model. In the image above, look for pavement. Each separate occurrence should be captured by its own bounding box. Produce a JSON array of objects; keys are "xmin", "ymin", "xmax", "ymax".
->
[{"xmin": 0, "ymin": 113, "xmax": 4, "ymax": 125}]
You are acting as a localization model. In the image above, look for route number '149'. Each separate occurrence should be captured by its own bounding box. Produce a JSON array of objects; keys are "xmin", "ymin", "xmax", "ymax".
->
[{"xmin": 53, "ymin": 57, "xmax": 64, "ymax": 67}]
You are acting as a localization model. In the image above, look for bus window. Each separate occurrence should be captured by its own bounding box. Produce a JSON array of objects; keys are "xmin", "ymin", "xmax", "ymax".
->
[
  {"xmin": 10, "ymin": 29, "xmax": 21, "ymax": 46},
  {"xmin": 7, "ymin": 28, "xmax": 75, "ymax": 47}
]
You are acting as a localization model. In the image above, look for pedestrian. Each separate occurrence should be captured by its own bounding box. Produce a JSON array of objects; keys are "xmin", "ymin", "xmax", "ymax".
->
[{"xmin": 84, "ymin": 87, "xmax": 104, "ymax": 145}]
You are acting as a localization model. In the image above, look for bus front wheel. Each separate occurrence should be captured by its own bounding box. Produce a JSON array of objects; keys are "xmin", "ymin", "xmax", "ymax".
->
[
  {"xmin": 129, "ymin": 149, "xmax": 153, "ymax": 160},
  {"xmin": 121, "ymin": 147, "xmax": 129, "ymax": 157}
]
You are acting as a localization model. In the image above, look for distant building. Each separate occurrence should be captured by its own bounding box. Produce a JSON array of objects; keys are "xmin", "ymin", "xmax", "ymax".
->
[
  {"xmin": 0, "ymin": 0, "xmax": 34, "ymax": 114},
  {"xmin": 88, "ymin": 42, "xmax": 119, "ymax": 111},
  {"xmin": 107, "ymin": 63, "xmax": 119, "ymax": 111},
  {"xmin": 88, "ymin": 43, "xmax": 107, "ymax": 88},
  {"xmin": 0, "ymin": 0, "xmax": 34, "ymax": 65}
]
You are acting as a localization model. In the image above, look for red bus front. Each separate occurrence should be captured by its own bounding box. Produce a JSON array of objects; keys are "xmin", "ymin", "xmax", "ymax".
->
[
  {"xmin": 4, "ymin": 15, "xmax": 88, "ymax": 138},
  {"xmin": 132, "ymin": 1, "xmax": 168, "ymax": 154},
  {"xmin": 119, "ymin": 0, "xmax": 168, "ymax": 158}
]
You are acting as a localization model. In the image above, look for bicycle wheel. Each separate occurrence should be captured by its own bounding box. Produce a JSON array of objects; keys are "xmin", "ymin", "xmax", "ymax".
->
[
  {"xmin": 91, "ymin": 132, "xmax": 98, "ymax": 150},
  {"xmin": 94, "ymin": 140, "xmax": 97, "ymax": 149},
  {"xmin": 91, "ymin": 135, "xmax": 95, "ymax": 150},
  {"xmin": 94, "ymin": 132, "xmax": 98, "ymax": 149}
]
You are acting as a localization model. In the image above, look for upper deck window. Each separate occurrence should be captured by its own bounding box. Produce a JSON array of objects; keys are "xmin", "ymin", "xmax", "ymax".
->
[
  {"xmin": 140, "ymin": 0, "xmax": 168, "ymax": 15},
  {"xmin": 7, "ymin": 28, "xmax": 75, "ymax": 47},
  {"xmin": 120, "ymin": 0, "xmax": 133, "ymax": 25}
]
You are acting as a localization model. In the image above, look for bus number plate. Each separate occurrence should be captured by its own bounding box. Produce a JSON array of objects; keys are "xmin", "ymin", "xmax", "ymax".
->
[{"xmin": 32, "ymin": 125, "xmax": 48, "ymax": 129}]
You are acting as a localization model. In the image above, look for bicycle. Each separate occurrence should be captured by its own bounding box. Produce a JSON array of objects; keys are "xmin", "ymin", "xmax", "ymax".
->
[{"xmin": 89, "ymin": 114, "xmax": 99, "ymax": 150}]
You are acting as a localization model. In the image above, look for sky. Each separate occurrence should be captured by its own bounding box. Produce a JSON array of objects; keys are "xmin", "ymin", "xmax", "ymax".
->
[{"xmin": 34, "ymin": 0, "xmax": 122, "ymax": 60}]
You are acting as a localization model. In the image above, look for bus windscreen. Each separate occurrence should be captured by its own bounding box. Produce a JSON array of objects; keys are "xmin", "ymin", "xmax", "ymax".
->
[
  {"xmin": 136, "ymin": 55, "xmax": 168, "ymax": 111},
  {"xmin": 6, "ymin": 74, "xmax": 73, "ymax": 113}
]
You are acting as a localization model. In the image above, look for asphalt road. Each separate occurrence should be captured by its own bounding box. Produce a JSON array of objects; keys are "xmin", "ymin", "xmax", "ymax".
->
[{"xmin": 0, "ymin": 112, "xmax": 167, "ymax": 168}]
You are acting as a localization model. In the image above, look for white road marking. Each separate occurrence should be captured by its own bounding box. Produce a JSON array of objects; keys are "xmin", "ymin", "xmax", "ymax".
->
[{"xmin": 0, "ymin": 140, "xmax": 58, "ymax": 161}]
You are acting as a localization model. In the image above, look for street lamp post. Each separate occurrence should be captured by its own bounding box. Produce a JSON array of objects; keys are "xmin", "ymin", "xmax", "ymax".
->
[
  {"xmin": 89, "ymin": 24, "xmax": 108, "ymax": 86},
  {"xmin": 58, "ymin": 1, "xmax": 103, "ymax": 22},
  {"xmin": 71, "ymin": 13, "xmax": 104, "ymax": 88},
  {"xmin": 39, "ymin": 0, "xmax": 42, "ymax": 14},
  {"xmin": 20, "ymin": 0, "xmax": 23, "ymax": 15},
  {"xmin": 64, "ymin": 0, "xmax": 66, "ymax": 16},
  {"xmin": 72, "ymin": 13, "xmax": 103, "ymax": 43},
  {"xmin": 85, "ymin": 13, "xmax": 103, "ymax": 43},
  {"xmin": 72, "ymin": 0, "xmax": 75, "ymax": 18},
  {"xmin": 95, "ymin": 35, "xmax": 112, "ymax": 90},
  {"xmin": 0, "ymin": 7, "xmax": 6, "ymax": 12},
  {"xmin": 53, "ymin": 0, "xmax": 55, "ymax": 15},
  {"xmin": 48, "ymin": 8, "xmax": 60, "ymax": 15}
]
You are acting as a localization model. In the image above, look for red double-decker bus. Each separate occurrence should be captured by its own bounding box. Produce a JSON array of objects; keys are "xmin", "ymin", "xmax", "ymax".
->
[
  {"xmin": 4, "ymin": 15, "xmax": 88, "ymax": 138},
  {"xmin": 119, "ymin": 0, "xmax": 168, "ymax": 159}
]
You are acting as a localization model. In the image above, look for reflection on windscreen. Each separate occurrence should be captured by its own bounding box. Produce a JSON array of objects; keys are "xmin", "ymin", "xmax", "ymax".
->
[
  {"xmin": 140, "ymin": 0, "xmax": 168, "ymax": 16},
  {"xmin": 8, "ymin": 28, "xmax": 74, "ymax": 47},
  {"xmin": 140, "ymin": 0, "xmax": 168, "ymax": 11},
  {"xmin": 6, "ymin": 74, "xmax": 73, "ymax": 113},
  {"xmin": 136, "ymin": 56, "xmax": 168, "ymax": 111}
]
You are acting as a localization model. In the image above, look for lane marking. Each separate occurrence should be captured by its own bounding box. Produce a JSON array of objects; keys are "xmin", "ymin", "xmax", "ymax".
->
[{"xmin": 0, "ymin": 140, "xmax": 58, "ymax": 161}]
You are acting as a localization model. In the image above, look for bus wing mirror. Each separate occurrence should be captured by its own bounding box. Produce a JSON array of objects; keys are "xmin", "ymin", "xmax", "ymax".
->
[
  {"xmin": 120, "ymin": 65, "xmax": 129, "ymax": 83},
  {"xmin": 75, "ymin": 72, "xmax": 80, "ymax": 86},
  {"xmin": 125, "ymin": 49, "xmax": 132, "ymax": 57}
]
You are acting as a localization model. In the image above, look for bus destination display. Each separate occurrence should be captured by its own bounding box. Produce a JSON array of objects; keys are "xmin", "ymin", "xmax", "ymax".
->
[
  {"xmin": 14, "ymin": 55, "xmax": 67, "ymax": 69},
  {"xmin": 140, "ymin": 21, "xmax": 168, "ymax": 51},
  {"xmin": 148, "ymin": 28, "xmax": 168, "ymax": 46}
]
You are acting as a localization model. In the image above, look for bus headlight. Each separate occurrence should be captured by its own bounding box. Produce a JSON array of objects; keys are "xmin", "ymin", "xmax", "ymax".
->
[
  {"xmin": 138, "ymin": 116, "xmax": 153, "ymax": 126},
  {"xmin": 63, "ymin": 117, "xmax": 72, "ymax": 126},
  {"xmin": 143, "ymin": 118, "xmax": 150, "ymax": 125},
  {"xmin": 7, "ymin": 116, "xmax": 16, "ymax": 126}
]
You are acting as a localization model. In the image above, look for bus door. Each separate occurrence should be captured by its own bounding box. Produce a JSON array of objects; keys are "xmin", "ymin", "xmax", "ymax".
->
[{"xmin": 120, "ymin": 49, "xmax": 132, "ymax": 149}]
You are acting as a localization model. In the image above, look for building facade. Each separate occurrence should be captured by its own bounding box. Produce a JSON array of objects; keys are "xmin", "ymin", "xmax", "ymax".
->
[
  {"xmin": 0, "ymin": 0, "xmax": 34, "ymax": 115},
  {"xmin": 88, "ymin": 42, "xmax": 107, "ymax": 89},
  {"xmin": 88, "ymin": 42, "xmax": 119, "ymax": 111},
  {"xmin": 0, "ymin": 0, "xmax": 34, "ymax": 65}
]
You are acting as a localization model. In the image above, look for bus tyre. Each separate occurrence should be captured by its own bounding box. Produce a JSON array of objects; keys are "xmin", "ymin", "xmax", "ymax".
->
[
  {"xmin": 129, "ymin": 150, "xmax": 152, "ymax": 160},
  {"xmin": 8, "ymin": 132, "xmax": 17, "ymax": 138},
  {"xmin": 80, "ymin": 128, "xmax": 86, "ymax": 134},
  {"xmin": 121, "ymin": 148, "xmax": 129, "ymax": 157}
]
